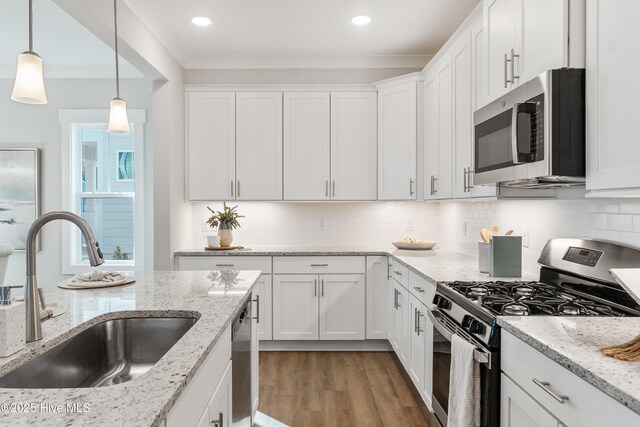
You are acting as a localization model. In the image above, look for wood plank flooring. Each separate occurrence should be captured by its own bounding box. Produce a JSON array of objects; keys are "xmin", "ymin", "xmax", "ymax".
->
[{"xmin": 258, "ymin": 351, "xmax": 438, "ymax": 427}]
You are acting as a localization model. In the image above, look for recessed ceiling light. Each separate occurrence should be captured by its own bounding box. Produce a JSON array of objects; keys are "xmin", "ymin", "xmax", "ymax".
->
[
  {"xmin": 351, "ymin": 15, "xmax": 372, "ymax": 26},
  {"xmin": 192, "ymin": 16, "xmax": 212, "ymax": 26}
]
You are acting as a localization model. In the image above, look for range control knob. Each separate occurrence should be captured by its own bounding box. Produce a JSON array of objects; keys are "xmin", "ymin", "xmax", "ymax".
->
[
  {"xmin": 433, "ymin": 295, "xmax": 451, "ymax": 310},
  {"xmin": 467, "ymin": 318, "xmax": 485, "ymax": 335}
]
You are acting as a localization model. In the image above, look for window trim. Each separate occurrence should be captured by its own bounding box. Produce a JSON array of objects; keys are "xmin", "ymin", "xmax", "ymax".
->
[{"xmin": 60, "ymin": 109, "xmax": 146, "ymax": 274}]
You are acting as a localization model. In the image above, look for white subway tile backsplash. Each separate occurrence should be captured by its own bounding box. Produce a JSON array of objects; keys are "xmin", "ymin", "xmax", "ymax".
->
[{"xmin": 607, "ymin": 214, "xmax": 634, "ymax": 232}]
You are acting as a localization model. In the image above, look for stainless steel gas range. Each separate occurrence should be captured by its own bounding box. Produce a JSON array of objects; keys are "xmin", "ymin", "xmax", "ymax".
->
[{"xmin": 429, "ymin": 238, "xmax": 640, "ymax": 427}]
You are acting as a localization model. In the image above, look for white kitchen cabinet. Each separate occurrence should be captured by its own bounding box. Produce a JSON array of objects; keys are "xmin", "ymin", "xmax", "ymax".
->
[
  {"xmin": 366, "ymin": 256, "xmax": 389, "ymax": 340},
  {"xmin": 272, "ymin": 275, "xmax": 319, "ymax": 340},
  {"xmin": 435, "ymin": 56, "xmax": 453, "ymax": 200},
  {"xmin": 501, "ymin": 373, "xmax": 560, "ymax": 427},
  {"xmin": 186, "ymin": 92, "xmax": 236, "ymax": 201},
  {"xmin": 452, "ymin": 33, "xmax": 473, "ymax": 199},
  {"xmin": 207, "ymin": 361, "xmax": 233, "ymax": 427},
  {"xmin": 251, "ymin": 290, "xmax": 259, "ymax": 418},
  {"xmin": 236, "ymin": 92, "xmax": 283, "ymax": 200},
  {"xmin": 408, "ymin": 294, "xmax": 426, "ymax": 396},
  {"xmin": 330, "ymin": 92, "xmax": 378, "ymax": 200},
  {"xmin": 586, "ymin": 0, "xmax": 640, "ymax": 195},
  {"xmin": 283, "ymin": 92, "xmax": 330, "ymax": 201},
  {"xmin": 484, "ymin": 0, "xmax": 583, "ymax": 103},
  {"xmin": 319, "ymin": 274, "xmax": 365, "ymax": 340},
  {"xmin": 423, "ymin": 70, "xmax": 439, "ymax": 201},
  {"xmin": 391, "ymin": 278, "xmax": 410, "ymax": 367},
  {"xmin": 377, "ymin": 78, "xmax": 418, "ymax": 200}
]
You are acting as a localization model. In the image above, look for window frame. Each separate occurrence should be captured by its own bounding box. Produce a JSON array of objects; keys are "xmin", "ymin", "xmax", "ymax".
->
[{"xmin": 60, "ymin": 109, "xmax": 146, "ymax": 274}]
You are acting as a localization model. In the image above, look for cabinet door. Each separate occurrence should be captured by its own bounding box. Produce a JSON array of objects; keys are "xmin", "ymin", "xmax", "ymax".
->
[
  {"xmin": 452, "ymin": 34, "xmax": 473, "ymax": 199},
  {"xmin": 388, "ymin": 275, "xmax": 395, "ymax": 342},
  {"xmin": 366, "ymin": 256, "xmax": 389, "ymax": 340},
  {"xmin": 423, "ymin": 71, "xmax": 439, "ymax": 201},
  {"xmin": 436, "ymin": 55, "xmax": 453, "ymax": 200},
  {"xmin": 254, "ymin": 275, "xmax": 272, "ymax": 341},
  {"xmin": 586, "ymin": 0, "xmax": 640, "ymax": 192},
  {"xmin": 186, "ymin": 92, "xmax": 235, "ymax": 201},
  {"xmin": 331, "ymin": 92, "xmax": 378, "ymax": 201},
  {"xmin": 208, "ymin": 361, "xmax": 233, "ymax": 427},
  {"xmin": 283, "ymin": 92, "xmax": 330, "ymax": 200},
  {"xmin": 251, "ymin": 290, "xmax": 259, "ymax": 420},
  {"xmin": 272, "ymin": 275, "xmax": 319, "ymax": 340},
  {"xmin": 420, "ymin": 301, "xmax": 434, "ymax": 409},
  {"xmin": 518, "ymin": 0, "xmax": 569, "ymax": 83},
  {"xmin": 392, "ymin": 279, "xmax": 410, "ymax": 367},
  {"xmin": 408, "ymin": 294, "xmax": 426, "ymax": 393},
  {"xmin": 319, "ymin": 275, "xmax": 365, "ymax": 340},
  {"xmin": 485, "ymin": 0, "xmax": 519, "ymax": 101},
  {"xmin": 501, "ymin": 374, "xmax": 560, "ymax": 427},
  {"xmin": 378, "ymin": 82, "xmax": 417, "ymax": 200},
  {"xmin": 236, "ymin": 92, "xmax": 283, "ymax": 200}
]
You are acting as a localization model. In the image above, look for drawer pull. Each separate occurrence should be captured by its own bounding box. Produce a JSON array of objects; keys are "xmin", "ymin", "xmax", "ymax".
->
[
  {"xmin": 393, "ymin": 271, "xmax": 402, "ymax": 276},
  {"xmin": 310, "ymin": 264, "xmax": 329, "ymax": 267},
  {"xmin": 211, "ymin": 412, "xmax": 223, "ymax": 427},
  {"xmin": 215, "ymin": 264, "xmax": 235, "ymax": 267},
  {"xmin": 532, "ymin": 378, "xmax": 569, "ymax": 404},
  {"xmin": 252, "ymin": 294, "xmax": 260, "ymax": 323},
  {"xmin": 413, "ymin": 286, "xmax": 425, "ymax": 293}
]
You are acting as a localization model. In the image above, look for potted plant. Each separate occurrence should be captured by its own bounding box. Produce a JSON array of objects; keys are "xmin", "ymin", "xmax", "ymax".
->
[{"xmin": 206, "ymin": 202, "xmax": 244, "ymax": 247}]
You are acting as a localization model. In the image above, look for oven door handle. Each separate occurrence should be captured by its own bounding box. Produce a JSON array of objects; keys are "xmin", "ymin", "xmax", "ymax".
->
[{"xmin": 426, "ymin": 309, "xmax": 491, "ymax": 366}]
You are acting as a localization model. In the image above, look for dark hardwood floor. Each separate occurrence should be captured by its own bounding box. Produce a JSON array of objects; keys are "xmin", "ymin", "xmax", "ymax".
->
[{"xmin": 258, "ymin": 351, "xmax": 438, "ymax": 427}]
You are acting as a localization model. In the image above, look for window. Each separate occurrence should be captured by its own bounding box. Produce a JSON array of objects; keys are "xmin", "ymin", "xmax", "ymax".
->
[{"xmin": 60, "ymin": 110, "xmax": 146, "ymax": 273}]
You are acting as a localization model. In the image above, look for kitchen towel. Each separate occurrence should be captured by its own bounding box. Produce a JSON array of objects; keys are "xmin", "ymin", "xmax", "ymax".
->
[
  {"xmin": 448, "ymin": 333, "xmax": 481, "ymax": 427},
  {"xmin": 58, "ymin": 270, "xmax": 135, "ymax": 289}
]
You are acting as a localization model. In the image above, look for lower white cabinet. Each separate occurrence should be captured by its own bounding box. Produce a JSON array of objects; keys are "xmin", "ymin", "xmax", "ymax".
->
[
  {"xmin": 408, "ymin": 294, "xmax": 427, "ymax": 393},
  {"xmin": 501, "ymin": 373, "xmax": 560, "ymax": 427},
  {"xmin": 365, "ymin": 256, "xmax": 389, "ymax": 339},
  {"xmin": 251, "ymin": 290, "xmax": 259, "ymax": 417},
  {"xmin": 272, "ymin": 274, "xmax": 365, "ymax": 340},
  {"xmin": 390, "ymin": 277, "xmax": 410, "ymax": 367}
]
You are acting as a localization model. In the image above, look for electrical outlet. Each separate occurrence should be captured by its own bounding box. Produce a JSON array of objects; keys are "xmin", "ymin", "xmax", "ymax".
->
[
  {"xmin": 462, "ymin": 221, "xmax": 467, "ymax": 237},
  {"xmin": 201, "ymin": 218, "xmax": 210, "ymax": 232},
  {"xmin": 319, "ymin": 218, "xmax": 326, "ymax": 231},
  {"xmin": 407, "ymin": 221, "xmax": 415, "ymax": 231},
  {"xmin": 522, "ymin": 227, "xmax": 530, "ymax": 248}
]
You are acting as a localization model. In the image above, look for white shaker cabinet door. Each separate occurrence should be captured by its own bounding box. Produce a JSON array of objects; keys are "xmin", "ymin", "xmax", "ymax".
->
[
  {"xmin": 436, "ymin": 55, "xmax": 453, "ymax": 200},
  {"xmin": 272, "ymin": 275, "xmax": 319, "ymax": 340},
  {"xmin": 378, "ymin": 82, "xmax": 417, "ymax": 200},
  {"xmin": 330, "ymin": 92, "xmax": 378, "ymax": 201},
  {"xmin": 254, "ymin": 275, "xmax": 272, "ymax": 341},
  {"xmin": 452, "ymin": 33, "xmax": 473, "ymax": 199},
  {"xmin": 186, "ymin": 92, "xmax": 236, "ymax": 201},
  {"xmin": 423, "ymin": 71, "xmax": 439, "ymax": 201},
  {"xmin": 236, "ymin": 92, "xmax": 283, "ymax": 200},
  {"xmin": 318, "ymin": 274, "xmax": 365, "ymax": 340},
  {"xmin": 365, "ymin": 256, "xmax": 388, "ymax": 340},
  {"xmin": 283, "ymin": 92, "xmax": 330, "ymax": 201},
  {"xmin": 408, "ymin": 294, "xmax": 426, "ymax": 395},
  {"xmin": 501, "ymin": 374, "xmax": 560, "ymax": 427},
  {"xmin": 484, "ymin": 0, "xmax": 520, "ymax": 101}
]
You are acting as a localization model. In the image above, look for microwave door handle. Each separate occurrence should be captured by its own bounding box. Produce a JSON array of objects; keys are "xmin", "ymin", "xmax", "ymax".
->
[{"xmin": 511, "ymin": 102, "xmax": 523, "ymax": 165}]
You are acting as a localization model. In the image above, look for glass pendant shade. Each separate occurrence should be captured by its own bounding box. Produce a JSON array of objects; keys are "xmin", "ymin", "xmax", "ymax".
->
[
  {"xmin": 11, "ymin": 52, "xmax": 48, "ymax": 105},
  {"xmin": 108, "ymin": 98, "xmax": 130, "ymax": 134}
]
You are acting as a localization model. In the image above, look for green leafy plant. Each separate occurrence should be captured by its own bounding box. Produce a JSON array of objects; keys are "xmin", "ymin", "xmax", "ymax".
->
[
  {"xmin": 206, "ymin": 202, "xmax": 244, "ymax": 230},
  {"xmin": 112, "ymin": 245, "xmax": 130, "ymax": 261}
]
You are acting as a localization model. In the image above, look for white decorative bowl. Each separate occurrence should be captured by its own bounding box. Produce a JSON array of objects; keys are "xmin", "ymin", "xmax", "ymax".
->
[{"xmin": 392, "ymin": 241, "xmax": 438, "ymax": 250}]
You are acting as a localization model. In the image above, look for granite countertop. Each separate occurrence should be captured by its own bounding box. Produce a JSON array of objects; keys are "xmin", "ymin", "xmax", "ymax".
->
[
  {"xmin": 175, "ymin": 245, "xmax": 537, "ymax": 283},
  {"xmin": 498, "ymin": 316, "xmax": 640, "ymax": 415},
  {"xmin": 0, "ymin": 270, "xmax": 261, "ymax": 427}
]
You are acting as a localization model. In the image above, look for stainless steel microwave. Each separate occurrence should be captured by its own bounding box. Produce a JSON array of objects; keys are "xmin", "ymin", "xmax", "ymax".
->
[{"xmin": 473, "ymin": 69, "xmax": 585, "ymax": 188}]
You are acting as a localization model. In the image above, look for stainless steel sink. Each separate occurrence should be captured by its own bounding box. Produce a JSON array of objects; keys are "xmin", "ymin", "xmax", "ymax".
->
[{"xmin": 0, "ymin": 317, "xmax": 197, "ymax": 388}]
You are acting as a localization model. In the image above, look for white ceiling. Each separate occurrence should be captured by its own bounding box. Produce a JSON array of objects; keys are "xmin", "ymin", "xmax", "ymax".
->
[
  {"xmin": 125, "ymin": 0, "xmax": 480, "ymax": 69},
  {"xmin": 0, "ymin": 0, "xmax": 142, "ymax": 78}
]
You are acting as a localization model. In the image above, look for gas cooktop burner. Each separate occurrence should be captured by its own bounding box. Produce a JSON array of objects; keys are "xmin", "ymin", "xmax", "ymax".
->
[{"xmin": 502, "ymin": 303, "xmax": 529, "ymax": 316}]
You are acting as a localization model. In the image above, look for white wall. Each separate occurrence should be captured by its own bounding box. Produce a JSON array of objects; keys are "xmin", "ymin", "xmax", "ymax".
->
[
  {"xmin": 189, "ymin": 202, "xmax": 440, "ymax": 248},
  {"xmin": 0, "ymin": 78, "xmax": 151, "ymax": 287},
  {"xmin": 437, "ymin": 198, "xmax": 640, "ymax": 275}
]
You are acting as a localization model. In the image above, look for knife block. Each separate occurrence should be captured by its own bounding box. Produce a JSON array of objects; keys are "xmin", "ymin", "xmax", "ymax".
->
[{"xmin": 489, "ymin": 236, "xmax": 522, "ymax": 277}]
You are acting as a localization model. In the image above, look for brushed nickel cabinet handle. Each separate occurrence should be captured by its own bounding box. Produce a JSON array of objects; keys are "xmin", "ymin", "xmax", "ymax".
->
[
  {"xmin": 393, "ymin": 270, "xmax": 402, "ymax": 276},
  {"xmin": 253, "ymin": 294, "xmax": 260, "ymax": 323},
  {"xmin": 231, "ymin": 180, "xmax": 234, "ymax": 197},
  {"xmin": 314, "ymin": 278, "xmax": 317, "ymax": 297},
  {"xmin": 468, "ymin": 168, "xmax": 474, "ymax": 190},
  {"xmin": 532, "ymin": 378, "xmax": 569, "ymax": 404},
  {"xmin": 463, "ymin": 167, "xmax": 468, "ymax": 193},
  {"xmin": 417, "ymin": 310, "xmax": 424, "ymax": 336},
  {"xmin": 414, "ymin": 307, "xmax": 418, "ymax": 333},
  {"xmin": 413, "ymin": 286, "xmax": 425, "ymax": 293},
  {"xmin": 504, "ymin": 53, "xmax": 512, "ymax": 87},
  {"xmin": 511, "ymin": 49, "xmax": 520, "ymax": 81},
  {"xmin": 325, "ymin": 180, "xmax": 329, "ymax": 198},
  {"xmin": 321, "ymin": 279, "xmax": 325, "ymax": 297},
  {"xmin": 310, "ymin": 263, "xmax": 329, "ymax": 267},
  {"xmin": 237, "ymin": 180, "xmax": 240, "ymax": 197},
  {"xmin": 332, "ymin": 180, "xmax": 336, "ymax": 197},
  {"xmin": 215, "ymin": 264, "xmax": 234, "ymax": 267},
  {"xmin": 211, "ymin": 412, "xmax": 223, "ymax": 427},
  {"xmin": 433, "ymin": 176, "xmax": 438, "ymax": 194},
  {"xmin": 409, "ymin": 178, "xmax": 415, "ymax": 196}
]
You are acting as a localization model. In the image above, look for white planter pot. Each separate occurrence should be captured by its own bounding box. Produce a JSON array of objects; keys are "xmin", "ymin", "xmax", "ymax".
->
[{"xmin": 0, "ymin": 245, "xmax": 15, "ymax": 286}]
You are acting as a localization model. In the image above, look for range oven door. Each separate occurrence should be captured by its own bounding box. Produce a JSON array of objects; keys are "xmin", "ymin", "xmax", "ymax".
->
[{"xmin": 427, "ymin": 309, "xmax": 499, "ymax": 427}]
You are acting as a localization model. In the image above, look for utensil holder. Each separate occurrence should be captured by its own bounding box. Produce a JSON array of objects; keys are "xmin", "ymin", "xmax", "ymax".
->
[
  {"xmin": 490, "ymin": 236, "xmax": 522, "ymax": 277},
  {"xmin": 478, "ymin": 242, "xmax": 490, "ymax": 273}
]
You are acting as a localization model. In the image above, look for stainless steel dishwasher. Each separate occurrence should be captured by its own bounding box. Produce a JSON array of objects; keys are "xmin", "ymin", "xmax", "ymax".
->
[{"xmin": 232, "ymin": 301, "xmax": 252, "ymax": 427}]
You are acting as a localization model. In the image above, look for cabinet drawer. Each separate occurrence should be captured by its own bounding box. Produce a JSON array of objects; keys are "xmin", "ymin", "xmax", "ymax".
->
[
  {"xmin": 502, "ymin": 331, "xmax": 640, "ymax": 426},
  {"xmin": 273, "ymin": 256, "xmax": 365, "ymax": 274},
  {"xmin": 408, "ymin": 270, "xmax": 436, "ymax": 307},
  {"xmin": 177, "ymin": 256, "xmax": 272, "ymax": 273},
  {"xmin": 389, "ymin": 258, "xmax": 409, "ymax": 288}
]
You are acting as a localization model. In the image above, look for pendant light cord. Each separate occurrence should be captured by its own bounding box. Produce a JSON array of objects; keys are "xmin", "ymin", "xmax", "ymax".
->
[
  {"xmin": 28, "ymin": 0, "xmax": 33, "ymax": 52},
  {"xmin": 113, "ymin": 0, "xmax": 120, "ymax": 98}
]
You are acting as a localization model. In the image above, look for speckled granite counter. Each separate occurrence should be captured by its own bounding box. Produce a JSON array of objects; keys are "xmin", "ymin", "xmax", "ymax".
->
[
  {"xmin": 175, "ymin": 245, "xmax": 537, "ymax": 283},
  {"xmin": 0, "ymin": 270, "xmax": 260, "ymax": 427},
  {"xmin": 498, "ymin": 316, "xmax": 640, "ymax": 415}
]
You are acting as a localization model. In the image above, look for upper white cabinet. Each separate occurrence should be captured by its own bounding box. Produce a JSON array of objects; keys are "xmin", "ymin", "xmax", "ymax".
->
[
  {"xmin": 283, "ymin": 92, "xmax": 330, "ymax": 200},
  {"xmin": 484, "ymin": 0, "xmax": 585, "ymax": 104},
  {"xmin": 236, "ymin": 92, "xmax": 283, "ymax": 200},
  {"xmin": 423, "ymin": 71, "xmax": 439, "ymax": 201},
  {"xmin": 186, "ymin": 92, "xmax": 236, "ymax": 201},
  {"xmin": 331, "ymin": 92, "xmax": 378, "ymax": 200},
  {"xmin": 452, "ymin": 34, "xmax": 473, "ymax": 199},
  {"xmin": 586, "ymin": 0, "xmax": 640, "ymax": 195},
  {"xmin": 377, "ymin": 78, "xmax": 418, "ymax": 200}
]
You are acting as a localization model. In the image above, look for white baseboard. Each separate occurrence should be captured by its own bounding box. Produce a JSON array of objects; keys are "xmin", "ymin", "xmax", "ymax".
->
[{"xmin": 259, "ymin": 339, "xmax": 392, "ymax": 352}]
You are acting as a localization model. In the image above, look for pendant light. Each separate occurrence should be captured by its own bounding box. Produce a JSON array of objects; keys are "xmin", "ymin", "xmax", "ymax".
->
[
  {"xmin": 11, "ymin": 0, "xmax": 48, "ymax": 105},
  {"xmin": 108, "ymin": 0, "xmax": 130, "ymax": 134}
]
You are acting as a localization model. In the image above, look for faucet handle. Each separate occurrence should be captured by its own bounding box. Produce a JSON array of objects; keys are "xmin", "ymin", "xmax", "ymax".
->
[{"xmin": 0, "ymin": 287, "xmax": 12, "ymax": 305}]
